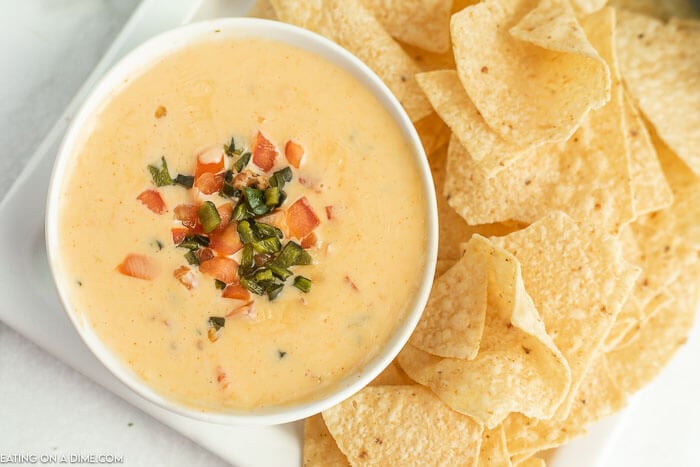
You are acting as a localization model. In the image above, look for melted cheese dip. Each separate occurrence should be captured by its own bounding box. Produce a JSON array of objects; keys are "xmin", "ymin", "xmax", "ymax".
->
[{"xmin": 56, "ymin": 38, "xmax": 428, "ymax": 411}]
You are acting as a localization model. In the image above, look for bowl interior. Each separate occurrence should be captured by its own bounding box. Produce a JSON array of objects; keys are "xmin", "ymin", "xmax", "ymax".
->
[{"xmin": 45, "ymin": 17, "xmax": 438, "ymax": 425}]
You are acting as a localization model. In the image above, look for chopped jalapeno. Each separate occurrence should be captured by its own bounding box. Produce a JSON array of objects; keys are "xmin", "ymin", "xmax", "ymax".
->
[
  {"xmin": 293, "ymin": 275, "xmax": 312, "ymax": 293},
  {"xmin": 233, "ymin": 152, "xmax": 251, "ymax": 172},
  {"xmin": 198, "ymin": 201, "xmax": 221, "ymax": 233},
  {"xmin": 208, "ymin": 316, "xmax": 225, "ymax": 331},
  {"xmin": 269, "ymin": 264, "xmax": 292, "ymax": 281},
  {"xmin": 240, "ymin": 276, "xmax": 265, "ymax": 295},
  {"xmin": 252, "ymin": 237, "xmax": 281, "ymax": 254},
  {"xmin": 267, "ymin": 283, "xmax": 284, "ymax": 301},
  {"xmin": 173, "ymin": 174, "xmax": 194, "ymax": 188},
  {"xmin": 254, "ymin": 221, "xmax": 283, "ymax": 239},
  {"xmin": 264, "ymin": 187, "xmax": 281, "ymax": 207},
  {"xmin": 232, "ymin": 201, "xmax": 250, "ymax": 221},
  {"xmin": 254, "ymin": 268, "xmax": 274, "ymax": 283},
  {"xmin": 220, "ymin": 181, "xmax": 239, "ymax": 198},
  {"xmin": 148, "ymin": 157, "xmax": 173, "ymax": 187},
  {"xmin": 184, "ymin": 250, "xmax": 199, "ymax": 265},
  {"xmin": 270, "ymin": 167, "xmax": 293, "ymax": 189},
  {"xmin": 214, "ymin": 279, "xmax": 226, "ymax": 290},
  {"xmin": 243, "ymin": 187, "xmax": 269, "ymax": 215},
  {"xmin": 240, "ymin": 244, "xmax": 255, "ymax": 274},
  {"xmin": 237, "ymin": 220, "xmax": 256, "ymax": 244}
]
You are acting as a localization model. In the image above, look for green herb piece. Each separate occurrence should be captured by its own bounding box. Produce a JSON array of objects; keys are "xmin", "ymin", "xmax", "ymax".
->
[
  {"xmin": 153, "ymin": 239, "xmax": 164, "ymax": 251},
  {"xmin": 198, "ymin": 201, "xmax": 221, "ymax": 233},
  {"xmin": 224, "ymin": 170, "xmax": 234, "ymax": 183},
  {"xmin": 214, "ymin": 279, "xmax": 226, "ymax": 290},
  {"xmin": 220, "ymin": 181, "xmax": 239, "ymax": 198},
  {"xmin": 264, "ymin": 187, "xmax": 281, "ymax": 207},
  {"xmin": 233, "ymin": 152, "xmax": 251, "ymax": 172},
  {"xmin": 240, "ymin": 244, "xmax": 254, "ymax": 274},
  {"xmin": 208, "ymin": 316, "xmax": 225, "ymax": 331},
  {"xmin": 252, "ymin": 236, "xmax": 281, "ymax": 254},
  {"xmin": 184, "ymin": 250, "xmax": 199, "ymax": 265},
  {"xmin": 240, "ymin": 276, "xmax": 265, "ymax": 295},
  {"xmin": 270, "ymin": 167, "xmax": 293, "ymax": 189},
  {"xmin": 274, "ymin": 241, "xmax": 312, "ymax": 268},
  {"xmin": 237, "ymin": 220, "xmax": 256, "ymax": 244},
  {"xmin": 268, "ymin": 284, "xmax": 284, "ymax": 301},
  {"xmin": 269, "ymin": 264, "xmax": 292, "ymax": 281},
  {"xmin": 128, "ymin": 422, "xmax": 134, "ymax": 427},
  {"xmin": 76, "ymin": 280, "xmax": 83, "ymax": 287},
  {"xmin": 173, "ymin": 174, "xmax": 194, "ymax": 188},
  {"xmin": 148, "ymin": 157, "xmax": 173, "ymax": 187},
  {"xmin": 178, "ymin": 234, "xmax": 209, "ymax": 250},
  {"xmin": 232, "ymin": 202, "xmax": 250, "ymax": 221},
  {"xmin": 254, "ymin": 268, "xmax": 275, "ymax": 284},
  {"xmin": 254, "ymin": 221, "xmax": 283, "ymax": 239},
  {"xmin": 293, "ymin": 275, "xmax": 312, "ymax": 293},
  {"xmin": 243, "ymin": 187, "xmax": 269, "ymax": 216}
]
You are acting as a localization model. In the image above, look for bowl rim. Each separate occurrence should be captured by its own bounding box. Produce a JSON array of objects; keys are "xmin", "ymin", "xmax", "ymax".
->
[{"xmin": 45, "ymin": 17, "xmax": 438, "ymax": 426}]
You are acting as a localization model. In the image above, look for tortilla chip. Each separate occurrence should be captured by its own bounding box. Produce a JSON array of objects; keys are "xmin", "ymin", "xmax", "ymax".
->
[
  {"xmin": 429, "ymin": 146, "xmax": 525, "ymax": 264},
  {"xmin": 492, "ymin": 211, "xmax": 638, "ymax": 420},
  {"xmin": 410, "ymin": 239, "xmax": 488, "ymax": 359},
  {"xmin": 269, "ymin": 0, "xmax": 432, "ymax": 121},
  {"xmin": 623, "ymin": 92, "xmax": 674, "ymax": 216},
  {"xmin": 400, "ymin": 41, "xmax": 456, "ymax": 72},
  {"xmin": 503, "ymin": 354, "xmax": 627, "ymax": 455},
  {"xmin": 445, "ymin": 8, "xmax": 634, "ymax": 233},
  {"xmin": 322, "ymin": 386, "xmax": 483, "ymax": 466},
  {"xmin": 248, "ymin": 0, "xmax": 278, "ymax": 19},
  {"xmin": 606, "ymin": 262, "xmax": 700, "ymax": 396},
  {"xmin": 638, "ymin": 131, "xmax": 700, "ymax": 249},
  {"xmin": 569, "ymin": 0, "xmax": 607, "ymax": 14},
  {"xmin": 478, "ymin": 425, "xmax": 512, "ymax": 467},
  {"xmin": 399, "ymin": 235, "xmax": 571, "ymax": 428},
  {"xmin": 413, "ymin": 112, "xmax": 451, "ymax": 156},
  {"xmin": 363, "ymin": 0, "xmax": 452, "ymax": 53},
  {"xmin": 303, "ymin": 415, "xmax": 350, "ymax": 466},
  {"xmin": 450, "ymin": 0, "xmax": 609, "ymax": 146},
  {"xmin": 416, "ymin": 70, "xmax": 533, "ymax": 175},
  {"xmin": 369, "ymin": 360, "xmax": 414, "ymax": 386},
  {"xmin": 607, "ymin": 292, "xmax": 673, "ymax": 352},
  {"xmin": 609, "ymin": 0, "xmax": 700, "ymax": 20},
  {"xmin": 517, "ymin": 457, "xmax": 546, "ymax": 467},
  {"xmin": 616, "ymin": 10, "xmax": 700, "ymax": 175}
]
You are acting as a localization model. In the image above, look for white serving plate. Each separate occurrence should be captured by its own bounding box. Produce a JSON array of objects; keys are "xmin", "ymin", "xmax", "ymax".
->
[{"xmin": 0, "ymin": 0, "xmax": 661, "ymax": 465}]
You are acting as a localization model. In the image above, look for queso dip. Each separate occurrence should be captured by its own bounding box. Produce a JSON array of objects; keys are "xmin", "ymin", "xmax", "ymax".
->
[{"xmin": 56, "ymin": 37, "xmax": 428, "ymax": 411}]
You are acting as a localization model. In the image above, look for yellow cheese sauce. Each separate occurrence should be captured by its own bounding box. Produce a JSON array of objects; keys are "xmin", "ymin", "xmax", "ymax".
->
[{"xmin": 56, "ymin": 38, "xmax": 428, "ymax": 411}]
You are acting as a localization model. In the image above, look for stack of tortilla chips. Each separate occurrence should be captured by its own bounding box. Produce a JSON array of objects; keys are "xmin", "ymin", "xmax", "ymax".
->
[{"xmin": 253, "ymin": 0, "xmax": 700, "ymax": 464}]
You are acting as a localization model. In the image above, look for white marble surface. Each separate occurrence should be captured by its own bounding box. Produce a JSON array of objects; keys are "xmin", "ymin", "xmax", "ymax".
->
[
  {"xmin": 1, "ymin": 1, "xmax": 698, "ymax": 467},
  {"xmin": 0, "ymin": 1, "xmax": 225, "ymax": 465}
]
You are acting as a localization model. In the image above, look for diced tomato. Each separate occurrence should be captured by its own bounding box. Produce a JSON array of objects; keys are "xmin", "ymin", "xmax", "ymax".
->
[
  {"xmin": 284, "ymin": 140, "xmax": 304, "ymax": 168},
  {"xmin": 216, "ymin": 203, "xmax": 233, "ymax": 230},
  {"xmin": 286, "ymin": 197, "xmax": 320, "ymax": 239},
  {"xmin": 196, "ymin": 247, "xmax": 215, "ymax": 263},
  {"xmin": 195, "ymin": 172, "xmax": 224, "ymax": 195},
  {"xmin": 301, "ymin": 232, "xmax": 317, "ymax": 249},
  {"xmin": 199, "ymin": 257, "xmax": 238, "ymax": 284},
  {"xmin": 210, "ymin": 223, "xmax": 243, "ymax": 255},
  {"xmin": 171, "ymin": 228, "xmax": 188, "ymax": 244},
  {"xmin": 173, "ymin": 265, "xmax": 196, "ymax": 290},
  {"xmin": 258, "ymin": 210, "xmax": 289, "ymax": 238},
  {"xmin": 325, "ymin": 205, "xmax": 333, "ymax": 220},
  {"xmin": 222, "ymin": 283, "xmax": 250, "ymax": 301},
  {"xmin": 137, "ymin": 189, "xmax": 167, "ymax": 214},
  {"xmin": 252, "ymin": 131, "xmax": 277, "ymax": 172},
  {"xmin": 117, "ymin": 254, "xmax": 159, "ymax": 280},
  {"xmin": 174, "ymin": 204, "xmax": 200, "ymax": 230},
  {"xmin": 194, "ymin": 146, "xmax": 225, "ymax": 179}
]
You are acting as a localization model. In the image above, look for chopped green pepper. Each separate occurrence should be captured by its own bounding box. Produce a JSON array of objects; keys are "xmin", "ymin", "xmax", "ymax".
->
[
  {"xmin": 254, "ymin": 221, "xmax": 283, "ymax": 239},
  {"xmin": 198, "ymin": 201, "xmax": 221, "ymax": 233},
  {"xmin": 239, "ymin": 244, "xmax": 254, "ymax": 274},
  {"xmin": 148, "ymin": 157, "xmax": 173, "ymax": 187},
  {"xmin": 240, "ymin": 276, "xmax": 265, "ymax": 295},
  {"xmin": 208, "ymin": 316, "xmax": 225, "ymax": 331},
  {"xmin": 173, "ymin": 174, "xmax": 194, "ymax": 188},
  {"xmin": 252, "ymin": 237, "xmax": 281, "ymax": 254},
  {"xmin": 293, "ymin": 275, "xmax": 312, "ymax": 293},
  {"xmin": 254, "ymin": 268, "xmax": 274, "ymax": 283},
  {"xmin": 233, "ymin": 152, "xmax": 251, "ymax": 172},
  {"xmin": 237, "ymin": 220, "xmax": 256, "ymax": 244},
  {"xmin": 214, "ymin": 279, "xmax": 226, "ymax": 290},
  {"xmin": 267, "ymin": 283, "xmax": 284, "ymax": 301},
  {"xmin": 269, "ymin": 264, "xmax": 292, "ymax": 281},
  {"xmin": 184, "ymin": 250, "xmax": 199, "ymax": 265}
]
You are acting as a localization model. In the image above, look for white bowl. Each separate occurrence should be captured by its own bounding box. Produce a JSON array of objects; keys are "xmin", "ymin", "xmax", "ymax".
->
[{"xmin": 45, "ymin": 18, "xmax": 438, "ymax": 425}]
